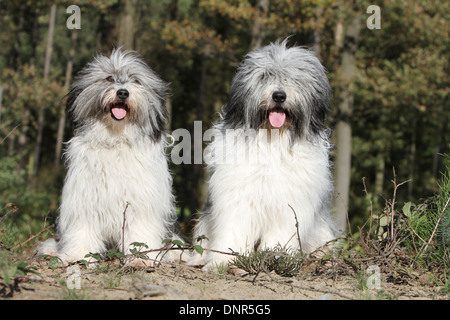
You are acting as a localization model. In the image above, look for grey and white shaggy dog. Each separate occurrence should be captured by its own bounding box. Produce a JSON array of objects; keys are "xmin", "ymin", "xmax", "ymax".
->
[
  {"xmin": 39, "ymin": 48, "xmax": 176, "ymax": 267},
  {"xmin": 190, "ymin": 39, "xmax": 339, "ymax": 269}
]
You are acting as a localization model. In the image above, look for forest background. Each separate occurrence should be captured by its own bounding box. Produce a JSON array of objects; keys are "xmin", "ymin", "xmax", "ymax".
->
[{"xmin": 0, "ymin": 0, "xmax": 448, "ymax": 242}]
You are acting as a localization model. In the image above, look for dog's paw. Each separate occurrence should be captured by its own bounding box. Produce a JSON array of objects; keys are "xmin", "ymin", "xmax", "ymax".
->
[{"xmin": 37, "ymin": 238, "xmax": 58, "ymax": 256}]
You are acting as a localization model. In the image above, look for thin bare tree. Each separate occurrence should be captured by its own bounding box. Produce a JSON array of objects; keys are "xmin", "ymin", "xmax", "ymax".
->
[
  {"xmin": 333, "ymin": 7, "xmax": 361, "ymax": 232},
  {"xmin": 33, "ymin": 4, "xmax": 56, "ymax": 175}
]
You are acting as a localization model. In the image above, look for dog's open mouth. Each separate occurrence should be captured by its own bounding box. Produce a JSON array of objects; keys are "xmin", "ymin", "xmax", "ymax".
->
[
  {"xmin": 110, "ymin": 102, "xmax": 129, "ymax": 121},
  {"xmin": 268, "ymin": 107, "xmax": 287, "ymax": 128}
]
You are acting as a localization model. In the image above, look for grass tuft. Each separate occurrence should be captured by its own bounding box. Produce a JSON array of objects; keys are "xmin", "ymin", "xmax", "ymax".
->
[{"xmin": 232, "ymin": 245, "xmax": 305, "ymax": 277}]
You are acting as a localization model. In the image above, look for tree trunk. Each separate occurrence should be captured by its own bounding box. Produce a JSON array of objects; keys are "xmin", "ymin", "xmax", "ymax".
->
[
  {"xmin": 311, "ymin": 7, "xmax": 323, "ymax": 56},
  {"xmin": 0, "ymin": 85, "xmax": 3, "ymax": 125},
  {"xmin": 190, "ymin": 50, "xmax": 208, "ymax": 215},
  {"xmin": 407, "ymin": 115, "xmax": 417, "ymax": 200},
  {"xmin": 17, "ymin": 107, "xmax": 30, "ymax": 169},
  {"xmin": 33, "ymin": 4, "xmax": 56, "ymax": 176},
  {"xmin": 118, "ymin": 0, "xmax": 137, "ymax": 50},
  {"xmin": 250, "ymin": 0, "xmax": 269, "ymax": 50},
  {"xmin": 374, "ymin": 150, "xmax": 385, "ymax": 210},
  {"xmin": 43, "ymin": 5, "xmax": 56, "ymax": 81},
  {"xmin": 166, "ymin": 95, "xmax": 172, "ymax": 131},
  {"xmin": 374, "ymin": 111, "xmax": 387, "ymax": 210},
  {"xmin": 333, "ymin": 11, "xmax": 361, "ymax": 232},
  {"xmin": 55, "ymin": 30, "xmax": 77, "ymax": 165},
  {"xmin": 432, "ymin": 101, "xmax": 445, "ymax": 179}
]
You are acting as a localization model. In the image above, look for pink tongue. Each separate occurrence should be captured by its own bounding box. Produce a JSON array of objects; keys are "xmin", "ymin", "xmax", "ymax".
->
[
  {"xmin": 111, "ymin": 107, "xmax": 127, "ymax": 120},
  {"xmin": 269, "ymin": 110, "xmax": 286, "ymax": 128}
]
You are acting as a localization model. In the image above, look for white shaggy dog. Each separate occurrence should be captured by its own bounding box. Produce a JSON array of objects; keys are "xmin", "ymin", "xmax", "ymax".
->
[
  {"xmin": 39, "ymin": 49, "xmax": 176, "ymax": 267},
  {"xmin": 191, "ymin": 40, "xmax": 338, "ymax": 269}
]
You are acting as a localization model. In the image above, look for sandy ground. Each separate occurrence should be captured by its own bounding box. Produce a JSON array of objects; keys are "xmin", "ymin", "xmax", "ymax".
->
[{"xmin": 1, "ymin": 253, "xmax": 445, "ymax": 302}]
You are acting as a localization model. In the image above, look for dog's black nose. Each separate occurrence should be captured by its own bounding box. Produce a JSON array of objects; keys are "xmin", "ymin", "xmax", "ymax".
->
[
  {"xmin": 272, "ymin": 91, "xmax": 286, "ymax": 103},
  {"xmin": 117, "ymin": 89, "xmax": 129, "ymax": 101}
]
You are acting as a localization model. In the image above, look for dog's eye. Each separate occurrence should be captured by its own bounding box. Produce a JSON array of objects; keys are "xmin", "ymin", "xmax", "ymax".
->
[
  {"xmin": 105, "ymin": 76, "xmax": 114, "ymax": 82},
  {"xmin": 133, "ymin": 79, "xmax": 142, "ymax": 85}
]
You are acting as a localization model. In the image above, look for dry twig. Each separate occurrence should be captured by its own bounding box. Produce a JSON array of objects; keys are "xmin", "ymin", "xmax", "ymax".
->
[{"xmin": 288, "ymin": 204, "xmax": 303, "ymax": 252}]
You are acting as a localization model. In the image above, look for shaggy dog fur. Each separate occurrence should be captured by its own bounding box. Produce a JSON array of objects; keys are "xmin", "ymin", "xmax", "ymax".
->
[
  {"xmin": 39, "ymin": 49, "xmax": 176, "ymax": 267},
  {"xmin": 190, "ymin": 40, "xmax": 339, "ymax": 269}
]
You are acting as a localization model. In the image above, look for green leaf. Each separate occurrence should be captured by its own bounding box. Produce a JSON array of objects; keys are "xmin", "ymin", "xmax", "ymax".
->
[
  {"xmin": 84, "ymin": 253, "xmax": 101, "ymax": 261},
  {"xmin": 78, "ymin": 259, "xmax": 89, "ymax": 267},
  {"xmin": 196, "ymin": 235, "xmax": 208, "ymax": 242},
  {"xmin": 193, "ymin": 245, "xmax": 203, "ymax": 255},
  {"xmin": 379, "ymin": 216, "xmax": 388, "ymax": 227},
  {"xmin": 403, "ymin": 202, "xmax": 412, "ymax": 218},
  {"xmin": 2, "ymin": 265, "xmax": 17, "ymax": 284},
  {"xmin": 172, "ymin": 239, "xmax": 184, "ymax": 247},
  {"xmin": 49, "ymin": 256, "xmax": 62, "ymax": 270},
  {"xmin": 106, "ymin": 250, "xmax": 122, "ymax": 259},
  {"xmin": 115, "ymin": 252, "xmax": 126, "ymax": 258},
  {"xmin": 130, "ymin": 242, "xmax": 148, "ymax": 249}
]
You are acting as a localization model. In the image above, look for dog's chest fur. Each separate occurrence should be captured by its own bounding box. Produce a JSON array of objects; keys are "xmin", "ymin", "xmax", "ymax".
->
[
  {"xmin": 60, "ymin": 123, "xmax": 172, "ymax": 234},
  {"xmin": 206, "ymin": 128, "xmax": 332, "ymax": 224}
]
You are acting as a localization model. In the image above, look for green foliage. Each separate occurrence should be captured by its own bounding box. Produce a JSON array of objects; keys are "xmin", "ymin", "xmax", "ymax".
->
[
  {"xmin": 0, "ymin": 220, "xmax": 20, "ymax": 251},
  {"xmin": 60, "ymin": 287, "xmax": 90, "ymax": 300},
  {"xmin": 405, "ymin": 156, "xmax": 450, "ymax": 267},
  {"xmin": 128, "ymin": 242, "xmax": 149, "ymax": 260},
  {"xmin": 0, "ymin": 251, "xmax": 37, "ymax": 285},
  {"xmin": 83, "ymin": 248, "xmax": 127, "ymax": 264},
  {"xmin": 437, "ymin": 157, "xmax": 450, "ymax": 247},
  {"xmin": 350, "ymin": 0, "xmax": 450, "ymax": 222},
  {"xmin": 0, "ymin": 157, "xmax": 54, "ymax": 244},
  {"xmin": 0, "ymin": 209, "xmax": 38, "ymax": 287}
]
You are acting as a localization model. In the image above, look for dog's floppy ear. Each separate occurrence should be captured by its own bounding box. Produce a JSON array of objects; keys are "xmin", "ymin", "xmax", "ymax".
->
[
  {"xmin": 65, "ymin": 87, "xmax": 83, "ymax": 133},
  {"xmin": 309, "ymin": 87, "xmax": 330, "ymax": 136},
  {"xmin": 302, "ymin": 50, "xmax": 332, "ymax": 139},
  {"xmin": 222, "ymin": 100, "xmax": 245, "ymax": 129},
  {"xmin": 148, "ymin": 75, "xmax": 170, "ymax": 141},
  {"xmin": 221, "ymin": 69, "xmax": 249, "ymax": 129},
  {"xmin": 151, "ymin": 94, "xmax": 169, "ymax": 141}
]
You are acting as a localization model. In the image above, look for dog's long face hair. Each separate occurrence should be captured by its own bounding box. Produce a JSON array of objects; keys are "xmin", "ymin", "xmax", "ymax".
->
[
  {"xmin": 66, "ymin": 48, "xmax": 169, "ymax": 141},
  {"xmin": 222, "ymin": 39, "xmax": 331, "ymax": 142}
]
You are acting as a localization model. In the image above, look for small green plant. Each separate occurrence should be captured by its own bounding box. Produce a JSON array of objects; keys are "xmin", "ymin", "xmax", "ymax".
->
[
  {"xmin": 0, "ymin": 251, "xmax": 37, "ymax": 285},
  {"xmin": 38, "ymin": 254, "xmax": 63, "ymax": 270},
  {"xmin": 61, "ymin": 287, "xmax": 89, "ymax": 300},
  {"xmin": 127, "ymin": 242, "xmax": 148, "ymax": 258},
  {"xmin": 438, "ymin": 275, "xmax": 450, "ymax": 296},
  {"xmin": 233, "ymin": 245, "xmax": 305, "ymax": 277},
  {"xmin": 404, "ymin": 156, "xmax": 450, "ymax": 275},
  {"xmin": 104, "ymin": 249, "xmax": 127, "ymax": 260},
  {"xmin": 193, "ymin": 235, "xmax": 208, "ymax": 255},
  {"xmin": 101, "ymin": 272, "xmax": 122, "ymax": 288},
  {"xmin": 0, "ymin": 206, "xmax": 38, "ymax": 297},
  {"xmin": 80, "ymin": 248, "xmax": 127, "ymax": 268},
  {"xmin": 436, "ymin": 158, "xmax": 450, "ymax": 248},
  {"xmin": 354, "ymin": 157, "xmax": 450, "ymax": 295},
  {"xmin": 215, "ymin": 263, "xmax": 230, "ymax": 275},
  {"xmin": 160, "ymin": 238, "xmax": 205, "ymax": 262}
]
